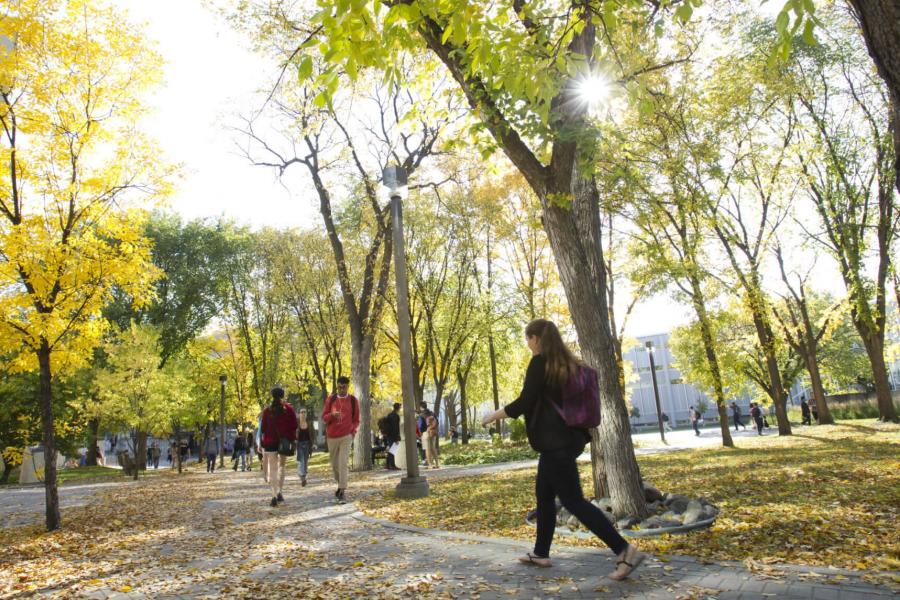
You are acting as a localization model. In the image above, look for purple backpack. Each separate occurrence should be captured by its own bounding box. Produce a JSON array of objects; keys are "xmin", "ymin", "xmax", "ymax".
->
[{"xmin": 550, "ymin": 364, "xmax": 601, "ymax": 429}]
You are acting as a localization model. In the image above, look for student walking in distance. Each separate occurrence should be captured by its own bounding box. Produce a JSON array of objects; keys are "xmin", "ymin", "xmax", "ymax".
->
[
  {"xmin": 296, "ymin": 408, "xmax": 313, "ymax": 486},
  {"xmin": 256, "ymin": 412, "xmax": 268, "ymax": 483},
  {"xmin": 689, "ymin": 406, "xmax": 701, "ymax": 436},
  {"xmin": 205, "ymin": 432, "xmax": 219, "ymax": 473},
  {"xmin": 481, "ymin": 319, "xmax": 647, "ymax": 581},
  {"xmin": 730, "ymin": 402, "xmax": 747, "ymax": 431},
  {"xmin": 800, "ymin": 397, "xmax": 812, "ymax": 425},
  {"xmin": 425, "ymin": 411, "xmax": 440, "ymax": 469},
  {"xmin": 749, "ymin": 402, "xmax": 765, "ymax": 435},
  {"xmin": 260, "ymin": 387, "xmax": 298, "ymax": 507},
  {"xmin": 323, "ymin": 376, "xmax": 359, "ymax": 504}
]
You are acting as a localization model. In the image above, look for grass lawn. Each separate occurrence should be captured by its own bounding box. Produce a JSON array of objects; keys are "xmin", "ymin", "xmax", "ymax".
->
[{"xmin": 358, "ymin": 420, "xmax": 900, "ymax": 576}]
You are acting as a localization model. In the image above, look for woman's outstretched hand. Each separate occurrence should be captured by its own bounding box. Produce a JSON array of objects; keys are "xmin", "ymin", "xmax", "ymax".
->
[{"xmin": 481, "ymin": 409, "xmax": 506, "ymax": 427}]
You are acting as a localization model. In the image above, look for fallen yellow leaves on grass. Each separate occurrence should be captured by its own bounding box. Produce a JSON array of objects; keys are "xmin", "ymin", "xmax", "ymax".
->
[{"xmin": 358, "ymin": 421, "xmax": 900, "ymax": 573}]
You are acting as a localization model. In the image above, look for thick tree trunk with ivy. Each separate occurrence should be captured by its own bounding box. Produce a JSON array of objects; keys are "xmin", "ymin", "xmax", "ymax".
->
[{"xmin": 38, "ymin": 341, "xmax": 61, "ymax": 531}]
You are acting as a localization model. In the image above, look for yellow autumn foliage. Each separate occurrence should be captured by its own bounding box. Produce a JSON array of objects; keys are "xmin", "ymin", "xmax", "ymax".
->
[{"xmin": 0, "ymin": 0, "xmax": 171, "ymax": 373}]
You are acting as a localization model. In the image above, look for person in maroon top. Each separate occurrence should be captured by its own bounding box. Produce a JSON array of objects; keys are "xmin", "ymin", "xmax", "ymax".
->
[{"xmin": 260, "ymin": 387, "xmax": 298, "ymax": 507}]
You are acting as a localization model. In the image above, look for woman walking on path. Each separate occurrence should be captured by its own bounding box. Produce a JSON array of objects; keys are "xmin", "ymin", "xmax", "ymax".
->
[
  {"xmin": 481, "ymin": 319, "xmax": 647, "ymax": 581},
  {"xmin": 260, "ymin": 387, "xmax": 298, "ymax": 507},
  {"xmin": 296, "ymin": 408, "xmax": 313, "ymax": 486}
]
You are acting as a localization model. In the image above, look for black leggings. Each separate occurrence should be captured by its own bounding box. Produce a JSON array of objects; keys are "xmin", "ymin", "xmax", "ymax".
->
[{"xmin": 534, "ymin": 446, "xmax": 628, "ymax": 558}]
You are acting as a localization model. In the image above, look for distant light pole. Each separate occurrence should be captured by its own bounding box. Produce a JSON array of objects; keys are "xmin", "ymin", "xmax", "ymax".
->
[
  {"xmin": 219, "ymin": 374, "xmax": 227, "ymax": 468},
  {"xmin": 383, "ymin": 165, "xmax": 428, "ymax": 499},
  {"xmin": 646, "ymin": 341, "xmax": 666, "ymax": 444}
]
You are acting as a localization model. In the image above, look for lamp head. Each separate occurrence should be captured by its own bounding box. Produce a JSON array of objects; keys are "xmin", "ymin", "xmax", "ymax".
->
[
  {"xmin": 382, "ymin": 166, "xmax": 408, "ymax": 198},
  {"xmin": 219, "ymin": 374, "xmax": 227, "ymax": 383},
  {"xmin": 645, "ymin": 341, "xmax": 654, "ymax": 352}
]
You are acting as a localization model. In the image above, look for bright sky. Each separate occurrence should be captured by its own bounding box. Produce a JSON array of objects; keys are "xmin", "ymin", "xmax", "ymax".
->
[
  {"xmin": 121, "ymin": 0, "xmax": 317, "ymax": 229},
  {"xmin": 121, "ymin": 0, "xmax": 850, "ymax": 339}
]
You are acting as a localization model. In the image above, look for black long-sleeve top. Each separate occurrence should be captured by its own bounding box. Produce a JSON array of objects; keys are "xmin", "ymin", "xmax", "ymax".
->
[
  {"xmin": 504, "ymin": 354, "xmax": 588, "ymax": 453},
  {"xmin": 385, "ymin": 411, "xmax": 401, "ymax": 441}
]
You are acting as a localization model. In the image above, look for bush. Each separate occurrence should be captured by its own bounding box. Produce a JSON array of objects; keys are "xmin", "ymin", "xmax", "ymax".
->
[
  {"xmin": 509, "ymin": 417, "xmax": 527, "ymax": 442},
  {"xmin": 440, "ymin": 440, "xmax": 537, "ymax": 466}
]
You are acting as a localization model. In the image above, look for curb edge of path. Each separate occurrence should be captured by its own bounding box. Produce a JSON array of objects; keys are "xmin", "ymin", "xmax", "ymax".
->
[{"xmin": 349, "ymin": 509, "xmax": 900, "ymax": 586}]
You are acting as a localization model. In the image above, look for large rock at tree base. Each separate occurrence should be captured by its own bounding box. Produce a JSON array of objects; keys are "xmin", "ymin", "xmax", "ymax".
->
[
  {"xmin": 665, "ymin": 494, "xmax": 691, "ymax": 514},
  {"xmin": 591, "ymin": 497, "xmax": 614, "ymax": 513},
  {"xmin": 640, "ymin": 516, "xmax": 683, "ymax": 529},
  {"xmin": 616, "ymin": 516, "xmax": 641, "ymax": 530},
  {"xmin": 682, "ymin": 500, "xmax": 705, "ymax": 525},
  {"xmin": 642, "ymin": 482, "xmax": 664, "ymax": 503}
]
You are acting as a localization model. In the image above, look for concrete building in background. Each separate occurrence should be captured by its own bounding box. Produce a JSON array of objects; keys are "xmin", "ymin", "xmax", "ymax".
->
[{"xmin": 624, "ymin": 332, "xmax": 742, "ymax": 427}]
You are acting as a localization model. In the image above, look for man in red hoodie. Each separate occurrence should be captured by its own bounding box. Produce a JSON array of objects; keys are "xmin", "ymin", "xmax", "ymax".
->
[{"xmin": 322, "ymin": 376, "xmax": 359, "ymax": 503}]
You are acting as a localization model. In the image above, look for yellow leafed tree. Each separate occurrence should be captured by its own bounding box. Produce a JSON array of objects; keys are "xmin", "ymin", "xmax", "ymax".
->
[{"xmin": 0, "ymin": 0, "xmax": 169, "ymax": 530}]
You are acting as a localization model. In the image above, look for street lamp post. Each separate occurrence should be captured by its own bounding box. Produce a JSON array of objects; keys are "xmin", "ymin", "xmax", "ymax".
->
[
  {"xmin": 219, "ymin": 374, "xmax": 227, "ymax": 468},
  {"xmin": 383, "ymin": 166, "xmax": 428, "ymax": 499},
  {"xmin": 646, "ymin": 341, "xmax": 666, "ymax": 444}
]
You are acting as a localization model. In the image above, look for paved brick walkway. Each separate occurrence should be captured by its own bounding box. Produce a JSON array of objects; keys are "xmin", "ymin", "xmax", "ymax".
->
[{"xmin": 1, "ymin": 463, "xmax": 895, "ymax": 599}]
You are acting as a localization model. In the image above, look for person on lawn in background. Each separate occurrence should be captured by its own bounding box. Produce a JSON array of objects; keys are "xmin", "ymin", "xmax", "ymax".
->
[
  {"xmin": 296, "ymin": 407, "xmax": 313, "ymax": 486},
  {"xmin": 322, "ymin": 376, "xmax": 359, "ymax": 504},
  {"xmin": 800, "ymin": 397, "xmax": 812, "ymax": 426},
  {"xmin": 750, "ymin": 402, "xmax": 765, "ymax": 435},
  {"xmin": 730, "ymin": 402, "xmax": 747, "ymax": 431},
  {"xmin": 481, "ymin": 319, "xmax": 647, "ymax": 581},
  {"xmin": 689, "ymin": 406, "xmax": 701, "ymax": 436},
  {"xmin": 260, "ymin": 386, "xmax": 298, "ymax": 507}
]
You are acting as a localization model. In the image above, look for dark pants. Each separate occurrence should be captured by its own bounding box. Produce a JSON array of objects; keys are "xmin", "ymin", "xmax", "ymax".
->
[
  {"xmin": 754, "ymin": 417, "xmax": 764, "ymax": 435},
  {"xmin": 206, "ymin": 453, "xmax": 216, "ymax": 472},
  {"xmin": 385, "ymin": 436, "xmax": 399, "ymax": 469},
  {"xmin": 733, "ymin": 415, "xmax": 745, "ymax": 431},
  {"xmin": 801, "ymin": 412, "xmax": 811, "ymax": 425},
  {"xmin": 534, "ymin": 446, "xmax": 628, "ymax": 558},
  {"xmin": 692, "ymin": 420, "xmax": 700, "ymax": 436}
]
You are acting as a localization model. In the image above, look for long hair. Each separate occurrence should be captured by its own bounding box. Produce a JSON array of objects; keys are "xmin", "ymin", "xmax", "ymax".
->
[
  {"xmin": 270, "ymin": 386, "xmax": 285, "ymax": 415},
  {"xmin": 525, "ymin": 319, "xmax": 579, "ymax": 389}
]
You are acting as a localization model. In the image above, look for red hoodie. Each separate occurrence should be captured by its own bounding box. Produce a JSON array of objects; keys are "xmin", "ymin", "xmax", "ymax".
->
[
  {"xmin": 322, "ymin": 394, "xmax": 359, "ymax": 439},
  {"xmin": 260, "ymin": 402, "xmax": 298, "ymax": 448}
]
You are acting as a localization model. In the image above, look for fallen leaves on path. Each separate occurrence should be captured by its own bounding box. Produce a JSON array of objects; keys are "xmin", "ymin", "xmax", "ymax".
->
[{"xmin": 359, "ymin": 421, "xmax": 900, "ymax": 575}]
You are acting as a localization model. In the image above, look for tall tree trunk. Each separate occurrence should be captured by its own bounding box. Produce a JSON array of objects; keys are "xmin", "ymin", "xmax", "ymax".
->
[
  {"xmin": 487, "ymin": 334, "xmax": 501, "ymax": 440},
  {"xmin": 38, "ymin": 341, "xmax": 61, "ymax": 531},
  {"xmin": 690, "ymin": 281, "xmax": 734, "ymax": 447},
  {"xmin": 859, "ymin": 333, "xmax": 898, "ymax": 421},
  {"xmin": 847, "ymin": 0, "xmax": 900, "ymax": 196},
  {"xmin": 136, "ymin": 431, "xmax": 148, "ymax": 472},
  {"xmin": 85, "ymin": 418, "xmax": 100, "ymax": 467},
  {"xmin": 589, "ymin": 428, "xmax": 609, "ymax": 499},
  {"xmin": 805, "ymin": 348, "xmax": 834, "ymax": 424},
  {"xmin": 541, "ymin": 165, "xmax": 647, "ymax": 519},
  {"xmin": 457, "ymin": 370, "xmax": 470, "ymax": 445},
  {"xmin": 749, "ymin": 306, "xmax": 792, "ymax": 435},
  {"xmin": 350, "ymin": 334, "xmax": 374, "ymax": 471}
]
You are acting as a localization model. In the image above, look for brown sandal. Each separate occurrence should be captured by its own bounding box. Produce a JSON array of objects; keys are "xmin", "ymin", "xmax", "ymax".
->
[
  {"xmin": 518, "ymin": 552, "xmax": 552, "ymax": 568},
  {"xmin": 608, "ymin": 546, "xmax": 645, "ymax": 580}
]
